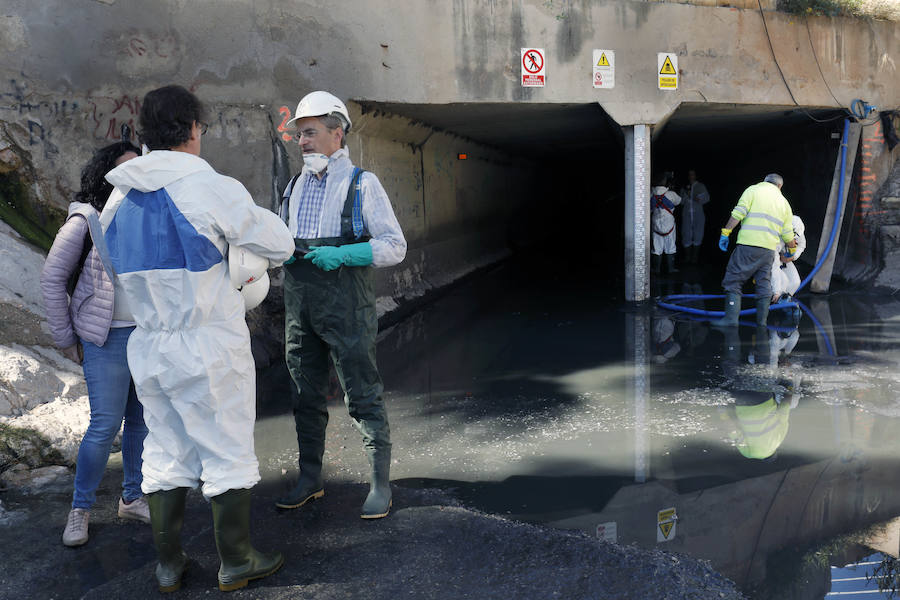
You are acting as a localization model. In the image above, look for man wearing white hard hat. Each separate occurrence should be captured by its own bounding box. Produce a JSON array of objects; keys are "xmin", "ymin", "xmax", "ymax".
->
[
  {"xmin": 101, "ymin": 85, "xmax": 294, "ymax": 592},
  {"xmin": 276, "ymin": 91, "xmax": 406, "ymax": 519}
]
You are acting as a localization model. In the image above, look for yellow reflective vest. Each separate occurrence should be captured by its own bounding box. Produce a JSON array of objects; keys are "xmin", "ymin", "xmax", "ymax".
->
[{"xmin": 731, "ymin": 182, "xmax": 795, "ymax": 251}]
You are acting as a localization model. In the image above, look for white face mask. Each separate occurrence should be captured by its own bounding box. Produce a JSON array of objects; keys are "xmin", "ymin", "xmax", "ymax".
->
[{"xmin": 303, "ymin": 152, "xmax": 329, "ymax": 173}]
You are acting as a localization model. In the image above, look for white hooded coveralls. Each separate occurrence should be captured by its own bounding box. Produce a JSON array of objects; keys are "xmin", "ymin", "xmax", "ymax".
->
[
  {"xmin": 101, "ymin": 151, "xmax": 294, "ymax": 498},
  {"xmin": 771, "ymin": 215, "xmax": 806, "ymax": 300},
  {"xmin": 650, "ymin": 186, "xmax": 682, "ymax": 256},
  {"xmin": 679, "ymin": 181, "xmax": 710, "ymax": 247}
]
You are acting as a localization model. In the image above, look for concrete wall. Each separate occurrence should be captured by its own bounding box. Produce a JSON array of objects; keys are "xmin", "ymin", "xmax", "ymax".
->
[
  {"xmin": 348, "ymin": 105, "xmax": 534, "ymax": 303},
  {"xmin": 0, "ymin": 0, "xmax": 897, "ymax": 300}
]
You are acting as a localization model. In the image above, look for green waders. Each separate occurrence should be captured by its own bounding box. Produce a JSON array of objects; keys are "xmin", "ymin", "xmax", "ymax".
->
[{"xmin": 277, "ymin": 170, "xmax": 392, "ymax": 519}]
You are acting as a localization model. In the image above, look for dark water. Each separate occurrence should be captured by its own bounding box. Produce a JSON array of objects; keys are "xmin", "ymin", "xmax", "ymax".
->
[{"xmin": 256, "ymin": 259, "xmax": 900, "ymax": 599}]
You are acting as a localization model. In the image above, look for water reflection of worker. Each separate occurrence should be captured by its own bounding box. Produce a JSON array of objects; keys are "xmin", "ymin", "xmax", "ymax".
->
[
  {"xmin": 718, "ymin": 328, "xmax": 800, "ymax": 460},
  {"xmin": 729, "ymin": 388, "xmax": 798, "ymax": 461},
  {"xmin": 652, "ymin": 317, "xmax": 682, "ymax": 363}
]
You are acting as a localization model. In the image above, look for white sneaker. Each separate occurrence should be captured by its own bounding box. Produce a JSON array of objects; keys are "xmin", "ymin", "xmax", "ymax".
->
[
  {"xmin": 118, "ymin": 496, "xmax": 151, "ymax": 524},
  {"xmin": 62, "ymin": 508, "xmax": 90, "ymax": 547}
]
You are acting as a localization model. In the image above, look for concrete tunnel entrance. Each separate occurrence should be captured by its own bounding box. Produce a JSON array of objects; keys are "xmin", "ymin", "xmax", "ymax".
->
[
  {"xmin": 653, "ymin": 103, "xmax": 846, "ymax": 290},
  {"xmin": 356, "ymin": 101, "xmax": 844, "ymax": 300}
]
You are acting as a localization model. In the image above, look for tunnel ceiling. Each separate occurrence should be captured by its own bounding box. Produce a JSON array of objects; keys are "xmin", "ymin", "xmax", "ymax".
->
[
  {"xmin": 357, "ymin": 102, "xmax": 622, "ymax": 160},
  {"xmin": 357, "ymin": 101, "xmax": 843, "ymax": 161},
  {"xmin": 657, "ymin": 103, "xmax": 844, "ymax": 147}
]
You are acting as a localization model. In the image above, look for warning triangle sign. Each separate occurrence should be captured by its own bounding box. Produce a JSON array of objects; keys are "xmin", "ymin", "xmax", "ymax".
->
[
  {"xmin": 659, "ymin": 521, "xmax": 674, "ymax": 539},
  {"xmin": 596, "ymin": 53, "xmax": 610, "ymax": 67},
  {"xmin": 659, "ymin": 56, "xmax": 676, "ymax": 75}
]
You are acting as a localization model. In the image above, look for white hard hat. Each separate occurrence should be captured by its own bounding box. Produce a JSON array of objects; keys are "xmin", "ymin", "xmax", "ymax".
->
[
  {"xmin": 239, "ymin": 271, "xmax": 270, "ymax": 310},
  {"xmin": 286, "ymin": 91, "xmax": 352, "ymax": 132},
  {"xmin": 228, "ymin": 246, "xmax": 269, "ymax": 289}
]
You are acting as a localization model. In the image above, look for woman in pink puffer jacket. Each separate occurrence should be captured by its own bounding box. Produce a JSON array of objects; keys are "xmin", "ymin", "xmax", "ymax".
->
[{"xmin": 40, "ymin": 141, "xmax": 150, "ymax": 547}]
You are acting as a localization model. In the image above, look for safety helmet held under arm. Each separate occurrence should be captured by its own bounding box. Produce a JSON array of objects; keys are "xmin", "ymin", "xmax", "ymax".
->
[
  {"xmin": 228, "ymin": 246, "xmax": 270, "ymax": 310},
  {"xmin": 286, "ymin": 91, "xmax": 352, "ymax": 132}
]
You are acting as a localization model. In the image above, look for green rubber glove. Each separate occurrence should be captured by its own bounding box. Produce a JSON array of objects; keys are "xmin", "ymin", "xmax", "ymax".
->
[{"xmin": 305, "ymin": 243, "xmax": 373, "ymax": 271}]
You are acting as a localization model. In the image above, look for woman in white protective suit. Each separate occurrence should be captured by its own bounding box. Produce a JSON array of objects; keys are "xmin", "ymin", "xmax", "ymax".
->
[
  {"xmin": 100, "ymin": 85, "xmax": 294, "ymax": 593},
  {"xmin": 771, "ymin": 215, "xmax": 806, "ymax": 303}
]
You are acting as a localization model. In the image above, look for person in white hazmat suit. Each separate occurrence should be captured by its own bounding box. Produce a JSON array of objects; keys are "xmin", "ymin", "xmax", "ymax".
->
[
  {"xmin": 650, "ymin": 177, "xmax": 682, "ymax": 274},
  {"xmin": 100, "ymin": 85, "xmax": 294, "ymax": 593},
  {"xmin": 770, "ymin": 215, "xmax": 806, "ymax": 303},
  {"xmin": 679, "ymin": 169, "xmax": 710, "ymax": 264}
]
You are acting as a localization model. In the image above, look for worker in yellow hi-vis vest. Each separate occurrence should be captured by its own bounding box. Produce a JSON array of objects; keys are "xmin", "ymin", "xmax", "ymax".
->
[{"xmin": 712, "ymin": 174, "xmax": 796, "ymax": 328}]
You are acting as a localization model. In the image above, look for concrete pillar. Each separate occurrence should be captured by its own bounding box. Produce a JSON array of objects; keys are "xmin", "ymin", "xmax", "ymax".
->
[
  {"xmin": 624, "ymin": 125, "xmax": 651, "ymax": 302},
  {"xmin": 625, "ymin": 311, "xmax": 651, "ymax": 483}
]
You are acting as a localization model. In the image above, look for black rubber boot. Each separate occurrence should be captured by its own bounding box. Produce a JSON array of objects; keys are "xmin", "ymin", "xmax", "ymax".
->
[
  {"xmin": 361, "ymin": 447, "xmax": 392, "ymax": 519},
  {"xmin": 711, "ymin": 292, "xmax": 741, "ymax": 327},
  {"xmin": 651, "ymin": 254, "xmax": 661, "ymax": 274},
  {"xmin": 212, "ymin": 489, "xmax": 284, "ymax": 592},
  {"xmin": 148, "ymin": 488, "xmax": 189, "ymax": 593},
  {"xmin": 666, "ymin": 254, "xmax": 679, "ymax": 273},
  {"xmin": 755, "ymin": 296, "xmax": 771, "ymax": 328}
]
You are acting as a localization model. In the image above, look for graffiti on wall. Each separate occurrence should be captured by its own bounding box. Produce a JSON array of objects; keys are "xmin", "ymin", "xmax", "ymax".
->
[
  {"xmin": 276, "ymin": 106, "xmax": 294, "ymax": 143},
  {"xmin": 0, "ymin": 78, "xmax": 145, "ymax": 161}
]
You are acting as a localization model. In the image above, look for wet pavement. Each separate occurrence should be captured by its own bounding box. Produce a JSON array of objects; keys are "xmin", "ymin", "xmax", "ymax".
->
[
  {"xmin": 5, "ymin": 257, "xmax": 900, "ymax": 598},
  {"xmin": 258, "ymin": 258, "xmax": 900, "ymax": 599}
]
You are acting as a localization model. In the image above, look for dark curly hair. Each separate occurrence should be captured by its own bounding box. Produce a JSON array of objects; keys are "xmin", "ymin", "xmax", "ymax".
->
[
  {"xmin": 139, "ymin": 85, "xmax": 205, "ymax": 150},
  {"xmin": 75, "ymin": 141, "xmax": 140, "ymax": 211}
]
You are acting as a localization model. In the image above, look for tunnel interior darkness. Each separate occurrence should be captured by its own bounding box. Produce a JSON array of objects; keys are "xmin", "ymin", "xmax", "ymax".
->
[{"xmin": 367, "ymin": 101, "xmax": 844, "ymax": 294}]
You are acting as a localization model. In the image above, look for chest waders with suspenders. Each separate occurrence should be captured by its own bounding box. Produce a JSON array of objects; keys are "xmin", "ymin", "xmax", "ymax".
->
[{"xmin": 278, "ymin": 167, "xmax": 393, "ymax": 519}]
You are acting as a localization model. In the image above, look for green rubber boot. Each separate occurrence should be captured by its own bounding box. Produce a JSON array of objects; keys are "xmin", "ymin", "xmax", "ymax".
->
[
  {"xmin": 212, "ymin": 489, "xmax": 284, "ymax": 592},
  {"xmin": 147, "ymin": 488, "xmax": 189, "ymax": 593},
  {"xmin": 711, "ymin": 292, "xmax": 741, "ymax": 327},
  {"xmin": 361, "ymin": 447, "xmax": 392, "ymax": 519},
  {"xmin": 755, "ymin": 296, "xmax": 771, "ymax": 328},
  {"xmin": 274, "ymin": 471, "xmax": 324, "ymax": 510},
  {"xmin": 651, "ymin": 254, "xmax": 661, "ymax": 274},
  {"xmin": 275, "ymin": 409, "xmax": 326, "ymax": 509}
]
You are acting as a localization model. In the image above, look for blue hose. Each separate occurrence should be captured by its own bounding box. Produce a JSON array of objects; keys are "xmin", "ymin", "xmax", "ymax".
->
[{"xmin": 658, "ymin": 118, "xmax": 850, "ymax": 318}]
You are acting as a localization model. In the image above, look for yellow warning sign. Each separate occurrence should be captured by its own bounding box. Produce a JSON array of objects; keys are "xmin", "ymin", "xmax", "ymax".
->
[
  {"xmin": 659, "ymin": 521, "xmax": 674, "ymax": 539},
  {"xmin": 659, "ymin": 56, "xmax": 676, "ymax": 75},
  {"xmin": 657, "ymin": 52, "xmax": 678, "ymax": 91},
  {"xmin": 657, "ymin": 506, "xmax": 677, "ymax": 542},
  {"xmin": 596, "ymin": 52, "xmax": 610, "ymax": 67}
]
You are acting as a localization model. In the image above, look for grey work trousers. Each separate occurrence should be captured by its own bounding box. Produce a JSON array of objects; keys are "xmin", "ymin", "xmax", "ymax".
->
[{"xmin": 721, "ymin": 244, "xmax": 776, "ymax": 299}]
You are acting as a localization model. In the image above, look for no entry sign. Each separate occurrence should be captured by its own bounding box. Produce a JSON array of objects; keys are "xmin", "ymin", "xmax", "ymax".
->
[{"xmin": 521, "ymin": 48, "xmax": 545, "ymax": 87}]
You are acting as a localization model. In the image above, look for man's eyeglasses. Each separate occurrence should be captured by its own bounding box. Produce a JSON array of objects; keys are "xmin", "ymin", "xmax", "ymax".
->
[
  {"xmin": 293, "ymin": 128, "xmax": 320, "ymax": 141},
  {"xmin": 197, "ymin": 121, "xmax": 209, "ymax": 135}
]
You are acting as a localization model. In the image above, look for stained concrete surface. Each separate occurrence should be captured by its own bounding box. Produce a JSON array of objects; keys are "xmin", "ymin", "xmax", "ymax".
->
[{"xmin": 5, "ymin": 257, "xmax": 900, "ymax": 598}]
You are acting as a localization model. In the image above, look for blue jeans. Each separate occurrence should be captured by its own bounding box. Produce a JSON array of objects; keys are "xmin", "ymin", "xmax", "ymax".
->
[{"xmin": 72, "ymin": 326, "xmax": 147, "ymax": 509}]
